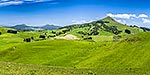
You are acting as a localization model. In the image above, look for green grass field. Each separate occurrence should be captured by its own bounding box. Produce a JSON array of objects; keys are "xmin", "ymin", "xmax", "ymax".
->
[
  {"xmin": 0, "ymin": 31, "xmax": 150, "ymax": 74},
  {"xmin": 1, "ymin": 32, "xmax": 150, "ymax": 68},
  {"xmin": 1, "ymin": 61, "xmax": 150, "ymax": 75}
]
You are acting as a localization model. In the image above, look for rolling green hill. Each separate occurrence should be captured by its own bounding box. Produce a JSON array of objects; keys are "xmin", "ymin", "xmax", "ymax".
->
[
  {"xmin": 0, "ymin": 26, "xmax": 9, "ymax": 34},
  {"xmin": 0, "ymin": 17, "xmax": 149, "ymax": 75},
  {"xmin": 0, "ymin": 32, "xmax": 150, "ymax": 70},
  {"xmin": 0, "ymin": 31, "xmax": 43, "ymax": 53},
  {"xmin": 47, "ymin": 16, "xmax": 143, "ymax": 42}
]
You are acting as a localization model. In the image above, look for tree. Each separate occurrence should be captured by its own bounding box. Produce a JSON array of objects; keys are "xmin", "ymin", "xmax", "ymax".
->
[
  {"xmin": 125, "ymin": 29, "xmax": 131, "ymax": 34},
  {"xmin": 24, "ymin": 38, "xmax": 31, "ymax": 42},
  {"xmin": 52, "ymin": 31, "xmax": 56, "ymax": 34},
  {"xmin": 39, "ymin": 35, "xmax": 46, "ymax": 39}
]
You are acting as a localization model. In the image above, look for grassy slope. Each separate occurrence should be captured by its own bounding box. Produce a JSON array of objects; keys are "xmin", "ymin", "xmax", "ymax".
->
[
  {"xmin": 0, "ymin": 32, "xmax": 150, "ymax": 74},
  {"xmin": 0, "ymin": 31, "xmax": 42, "ymax": 53},
  {"xmin": 102, "ymin": 16, "xmax": 143, "ymax": 35},
  {"xmin": 0, "ymin": 32, "xmax": 150, "ymax": 69},
  {"xmin": 56, "ymin": 17, "xmax": 143, "ymax": 42},
  {"xmin": 1, "ymin": 61, "xmax": 150, "ymax": 75},
  {"xmin": 0, "ymin": 26, "xmax": 8, "ymax": 34},
  {"xmin": 0, "ymin": 18, "xmax": 147, "ymax": 75}
]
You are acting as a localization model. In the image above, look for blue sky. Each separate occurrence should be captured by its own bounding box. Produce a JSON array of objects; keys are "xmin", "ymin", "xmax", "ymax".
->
[{"xmin": 0, "ymin": 0, "xmax": 150, "ymax": 27}]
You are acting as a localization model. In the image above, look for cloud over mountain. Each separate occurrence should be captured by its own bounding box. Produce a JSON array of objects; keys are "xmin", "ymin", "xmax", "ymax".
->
[
  {"xmin": 107, "ymin": 13, "xmax": 149, "ymax": 19},
  {"xmin": 106, "ymin": 13, "xmax": 150, "ymax": 27},
  {"xmin": 142, "ymin": 18, "xmax": 150, "ymax": 24},
  {"xmin": 138, "ymin": 14, "xmax": 148, "ymax": 18}
]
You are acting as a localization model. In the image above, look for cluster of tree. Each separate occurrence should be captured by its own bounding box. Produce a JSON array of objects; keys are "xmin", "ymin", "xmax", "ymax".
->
[
  {"xmin": 47, "ymin": 34, "xmax": 56, "ymax": 38},
  {"xmin": 103, "ymin": 25, "xmax": 122, "ymax": 35},
  {"xmin": 140, "ymin": 27, "xmax": 150, "ymax": 32},
  {"xmin": 77, "ymin": 23, "xmax": 100, "ymax": 36},
  {"xmin": 0, "ymin": 32, "xmax": 1, "ymax": 35},
  {"xmin": 77, "ymin": 31, "xmax": 87, "ymax": 35},
  {"xmin": 83, "ymin": 36, "xmax": 92, "ymax": 40},
  {"xmin": 62, "ymin": 29, "xmax": 70, "ymax": 33},
  {"xmin": 24, "ymin": 37, "xmax": 34, "ymax": 42},
  {"xmin": 96, "ymin": 20, "xmax": 109, "ymax": 24},
  {"xmin": 23, "ymin": 34, "xmax": 48, "ymax": 42},
  {"xmin": 52, "ymin": 31, "xmax": 62, "ymax": 36},
  {"xmin": 24, "ymin": 38, "xmax": 31, "ymax": 42},
  {"xmin": 51, "ymin": 29, "xmax": 71, "ymax": 36},
  {"xmin": 7, "ymin": 30, "xmax": 17, "ymax": 34},
  {"xmin": 91, "ymin": 25, "xmax": 99, "ymax": 35},
  {"xmin": 78, "ymin": 24, "xmax": 91, "ymax": 28},
  {"xmin": 58, "ymin": 20, "xmax": 110, "ymax": 37},
  {"xmin": 39, "ymin": 35, "xmax": 46, "ymax": 39},
  {"xmin": 130, "ymin": 25, "xmax": 139, "ymax": 28},
  {"xmin": 96, "ymin": 21, "xmax": 122, "ymax": 35},
  {"xmin": 59, "ymin": 19, "xmax": 125, "ymax": 36}
]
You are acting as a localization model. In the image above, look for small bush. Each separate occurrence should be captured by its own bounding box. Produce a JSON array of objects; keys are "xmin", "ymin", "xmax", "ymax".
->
[{"xmin": 125, "ymin": 29, "xmax": 131, "ymax": 34}]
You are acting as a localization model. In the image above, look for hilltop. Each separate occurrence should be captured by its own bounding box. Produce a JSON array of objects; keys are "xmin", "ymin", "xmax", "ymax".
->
[{"xmin": 46, "ymin": 16, "xmax": 143, "ymax": 42}]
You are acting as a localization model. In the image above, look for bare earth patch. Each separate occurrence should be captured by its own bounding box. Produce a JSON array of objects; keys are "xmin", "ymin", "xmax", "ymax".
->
[{"xmin": 54, "ymin": 34, "xmax": 80, "ymax": 40}]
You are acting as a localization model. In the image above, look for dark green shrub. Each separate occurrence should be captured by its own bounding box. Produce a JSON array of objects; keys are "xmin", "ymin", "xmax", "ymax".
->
[{"xmin": 125, "ymin": 29, "xmax": 131, "ymax": 34}]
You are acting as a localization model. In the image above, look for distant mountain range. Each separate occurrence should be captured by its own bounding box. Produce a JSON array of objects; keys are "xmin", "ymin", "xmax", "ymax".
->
[
  {"xmin": 8, "ymin": 24, "xmax": 61, "ymax": 31},
  {"xmin": 2, "ymin": 17, "xmax": 150, "ymax": 33}
]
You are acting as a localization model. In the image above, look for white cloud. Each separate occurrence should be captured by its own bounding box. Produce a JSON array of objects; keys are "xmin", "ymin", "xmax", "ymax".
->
[
  {"xmin": 116, "ymin": 19, "xmax": 126, "ymax": 24},
  {"xmin": 142, "ymin": 18, "xmax": 150, "ymax": 24},
  {"xmin": 107, "ymin": 13, "xmax": 149, "ymax": 19},
  {"xmin": 0, "ymin": 0, "xmax": 54, "ymax": 6},
  {"xmin": 106, "ymin": 13, "xmax": 150, "ymax": 27},
  {"xmin": 72, "ymin": 20, "xmax": 94, "ymax": 24},
  {"xmin": 116, "ymin": 19, "xmax": 122, "ymax": 23},
  {"xmin": 0, "ymin": 1, "xmax": 23, "ymax": 6},
  {"xmin": 138, "ymin": 14, "xmax": 148, "ymax": 18},
  {"xmin": 107, "ymin": 13, "xmax": 136, "ymax": 19}
]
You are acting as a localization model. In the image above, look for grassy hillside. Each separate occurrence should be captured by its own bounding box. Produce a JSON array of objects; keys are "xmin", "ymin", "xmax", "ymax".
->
[
  {"xmin": 0, "ymin": 26, "xmax": 8, "ymax": 34},
  {"xmin": 1, "ymin": 61, "xmax": 150, "ymax": 75},
  {"xmin": 0, "ymin": 31, "xmax": 43, "ymax": 52},
  {"xmin": 0, "ymin": 17, "xmax": 148, "ymax": 75},
  {"xmin": 0, "ymin": 32, "xmax": 150, "ymax": 74},
  {"xmin": 0, "ymin": 32, "xmax": 150, "ymax": 68},
  {"xmin": 47, "ymin": 16, "xmax": 143, "ymax": 42},
  {"xmin": 102, "ymin": 16, "xmax": 143, "ymax": 35}
]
